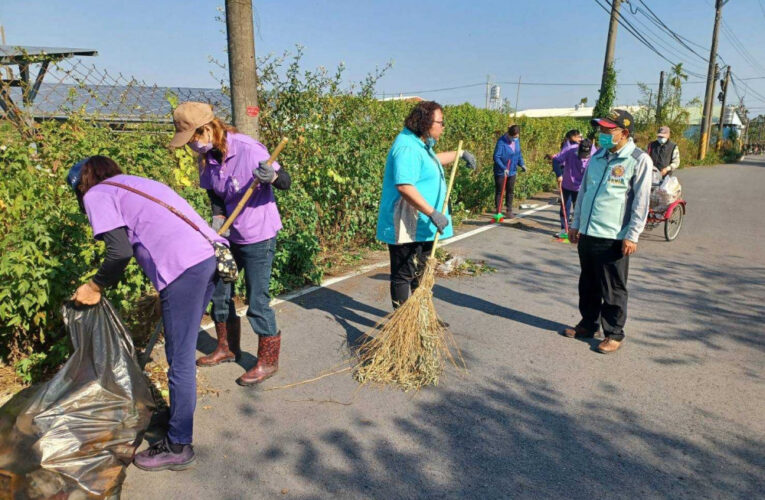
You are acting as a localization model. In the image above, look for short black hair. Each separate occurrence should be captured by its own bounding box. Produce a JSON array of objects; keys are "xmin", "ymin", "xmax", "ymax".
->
[
  {"xmin": 565, "ymin": 129, "xmax": 581, "ymax": 140},
  {"xmin": 508, "ymin": 124, "xmax": 520, "ymax": 136},
  {"xmin": 578, "ymin": 138, "xmax": 593, "ymax": 157}
]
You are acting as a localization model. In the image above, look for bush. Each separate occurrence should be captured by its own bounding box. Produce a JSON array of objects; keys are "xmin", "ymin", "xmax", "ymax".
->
[{"xmin": 0, "ymin": 52, "xmax": 599, "ymax": 379}]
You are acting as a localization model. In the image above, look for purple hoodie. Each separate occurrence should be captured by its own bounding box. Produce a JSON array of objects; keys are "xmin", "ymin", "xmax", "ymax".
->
[{"xmin": 557, "ymin": 146, "xmax": 598, "ymax": 191}]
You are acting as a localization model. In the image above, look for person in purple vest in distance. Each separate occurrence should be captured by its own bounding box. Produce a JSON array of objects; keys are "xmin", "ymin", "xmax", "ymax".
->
[
  {"xmin": 549, "ymin": 129, "xmax": 582, "ymax": 183},
  {"xmin": 67, "ymin": 156, "xmax": 227, "ymax": 471},
  {"xmin": 553, "ymin": 138, "xmax": 597, "ymax": 238},
  {"xmin": 169, "ymin": 102, "xmax": 291, "ymax": 387}
]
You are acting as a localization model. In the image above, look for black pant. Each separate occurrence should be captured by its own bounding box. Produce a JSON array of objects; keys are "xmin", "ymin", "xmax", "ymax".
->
[
  {"xmin": 577, "ymin": 235, "xmax": 629, "ymax": 340},
  {"xmin": 494, "ymin": 174, "xmax": 516, "ymax": 214},
  {"xmin": 388, "ymin": 241, "xmax": 434, "ymax": 309}
]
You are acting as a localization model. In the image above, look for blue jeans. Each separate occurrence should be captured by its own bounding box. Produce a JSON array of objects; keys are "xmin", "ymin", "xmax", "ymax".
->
[
  {"xmin": 560, "ymin": 188, "xmax": 578, "ymax": 230},
  {"xmin": 211, "ymin": 237, "xmax": 278, "ymax": 336},
  {"xmin": 160, "ymin": 256, "xmax": 217, "ymax": 444}
]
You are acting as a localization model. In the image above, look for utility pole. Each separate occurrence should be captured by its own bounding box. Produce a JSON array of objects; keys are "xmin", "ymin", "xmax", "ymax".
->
[
  {"xmin": 599, "ymin": 0, "xmax": 622, "ymax": 100},
  {"xmin": 656, "ymin": 70, "xmax": 665, "ymax": 123},
  {"xmin": 699, "ymin": 0, "xmax": 727, "ymax": 160},
  {"xmin": 513, "ymin": 76, "xmax": 522, "ymax": 118},
  {"xmin": 716, "ymin": 65, "xmax": 731, "ymax": 151},
  {"xmin": 225, "ymin": 0, "xmax": 260, "ymax": 139},
  {"xmin": 703, "ymin": 63, "xmax": 720, "ymax": 154},
  {"xmin": 485, "ymin": 75, "xmax": 491, "ymax": 110}
]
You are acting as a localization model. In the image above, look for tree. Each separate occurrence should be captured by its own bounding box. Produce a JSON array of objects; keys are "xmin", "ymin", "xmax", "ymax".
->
[{"xmin": 592, "ymin": 63, "xmax": 616, "ymax": 136}]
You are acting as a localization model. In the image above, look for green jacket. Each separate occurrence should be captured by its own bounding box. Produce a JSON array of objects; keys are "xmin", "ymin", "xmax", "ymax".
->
[{"xmin": 572, "ymin": 138, "xmax": 653, "ymax": 242}]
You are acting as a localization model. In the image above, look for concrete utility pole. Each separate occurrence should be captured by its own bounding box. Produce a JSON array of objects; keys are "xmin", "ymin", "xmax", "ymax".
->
[
  {"xmin": 656, "ymin": 70, "xmax": 665, "ymax": 122},
  {"xmin": 226, "ymin": 0, "xmax": 260, "ymax": 139},
  {"xmin": 716, "ymin": 65, "xmax": 731, "ymax": 151},
  {"xmin": 699, "ymin": 0, "xmax": 727, "ymax": 160},
  {"xmin": 703, "ymin": 63, "xmax": 720, "ymax": 155},
  {"xmin": 485, "ymin": 75, "xmax": 491, "ymax": 110},
  {"xmin": 599, "ymin": 0, "xmax": 622, "ymax": 100}
]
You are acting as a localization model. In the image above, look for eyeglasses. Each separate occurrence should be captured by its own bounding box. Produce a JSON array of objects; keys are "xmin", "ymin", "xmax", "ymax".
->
[{"xmin": 434, "ymin": 120, "xmax": 445, "ymax": 126}]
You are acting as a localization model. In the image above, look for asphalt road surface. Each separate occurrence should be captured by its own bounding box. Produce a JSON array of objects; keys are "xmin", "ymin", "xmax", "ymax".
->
[{"xmin": 124, "ymin": 158, "xmax": 765, "ymax": 499}]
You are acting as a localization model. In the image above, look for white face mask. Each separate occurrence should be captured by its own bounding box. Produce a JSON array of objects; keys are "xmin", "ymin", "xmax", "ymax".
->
[{"xmin": 657, "ymin": 137, "xmax": 668, "ymax": 145}]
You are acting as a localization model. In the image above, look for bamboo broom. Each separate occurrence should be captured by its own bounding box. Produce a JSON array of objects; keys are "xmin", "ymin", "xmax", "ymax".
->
[{"xmin": 354, "ymin": 141, "xmax": 465, "ymax": 391}]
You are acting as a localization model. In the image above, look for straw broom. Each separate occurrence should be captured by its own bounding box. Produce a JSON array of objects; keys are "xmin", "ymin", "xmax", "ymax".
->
[{"xmin": 354, "ymin": 141, "xmax": 465, "ymax": 391}]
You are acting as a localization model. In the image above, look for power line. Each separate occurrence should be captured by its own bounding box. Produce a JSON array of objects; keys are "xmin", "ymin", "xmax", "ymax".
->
[
  {"xmin": 624, "ymin": 8, "xmax": 710, "ymax": 73},
  {"xmin": 635, "ymin": 0, "xmax": 711, "ymax": 63},
  {"xmin": 720, "ymin": 19, "xmax": 765, "ymax": 76},
  {"xmin": 592, "ymin": 0, "xmax": 706, "ymax": 78},
  {"xmin": 732, "ymin": 72, "xmax": 765, "ymax": 104}
]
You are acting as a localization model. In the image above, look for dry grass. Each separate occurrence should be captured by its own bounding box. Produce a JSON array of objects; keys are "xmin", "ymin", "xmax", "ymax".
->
[
  {"xmin": 353, "ymin": 258, "xmax": 465, "ymax": 392},
  {"xmin": 0, "ymin": 363, "xmax": 24, "ymax": 406}
]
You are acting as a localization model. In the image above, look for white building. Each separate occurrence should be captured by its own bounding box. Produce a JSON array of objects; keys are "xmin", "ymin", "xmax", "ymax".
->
[{"xmin": 516, "ymin": 104, "xmax": 643, "ymax": 118}]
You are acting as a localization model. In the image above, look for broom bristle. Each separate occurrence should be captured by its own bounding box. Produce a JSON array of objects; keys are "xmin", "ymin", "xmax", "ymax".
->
[{"xmin": 353, "ymin": 258, "xmax": 465, "ymax": 391}]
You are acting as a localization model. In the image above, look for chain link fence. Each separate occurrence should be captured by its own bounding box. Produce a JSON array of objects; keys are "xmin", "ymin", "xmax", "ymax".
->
[{"xmin": 1, "ymin": 57, "xmax": 230, "ymax": 138}]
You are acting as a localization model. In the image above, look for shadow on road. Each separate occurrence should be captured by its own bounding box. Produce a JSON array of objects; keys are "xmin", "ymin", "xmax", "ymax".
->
[
  {"xmin": 225, "ymin": 370, "xmax": 765, "ymax": 498},
  {"xmin": 433, "ymin": 284, "xmax": 568, "ymax": 334},
  {"xmin": 291, "ymin": 287, "xmax": 390, "ymax": 350},
  {"xmin": 629, "ymin": 257, "xmax": 765, "ymax": 354}
]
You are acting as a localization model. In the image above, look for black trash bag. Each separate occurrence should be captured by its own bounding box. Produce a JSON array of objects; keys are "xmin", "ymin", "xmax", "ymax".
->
[{"xmin": 0, "ymin": 299, "xmax": 155, "ymax": 498}]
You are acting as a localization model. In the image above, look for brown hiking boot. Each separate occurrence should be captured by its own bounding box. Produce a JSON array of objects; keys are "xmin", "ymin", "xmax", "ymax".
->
[
  {"xmin": 596, "ymin": 338, "xmax": 623, "ymax": 354},
  {"xmin": 236, "ymin": 333, "xmax": 281, "ymax": 386},
  {"xmin": 561, "ymin": 325, "xmax": 596, "ymax": 339},
  {"xmin": 196, "ymin": 320, "xmax": 238, "ymax": 367}
]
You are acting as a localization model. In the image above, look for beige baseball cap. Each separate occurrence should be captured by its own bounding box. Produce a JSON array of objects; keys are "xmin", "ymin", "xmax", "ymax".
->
[
  {"xmin": 657, "ymin": 126, "xmax": 671, "ymax": 138},
  {"xmin": 169, "ymin": 102, "xmax": 215, "ymax": 148}
]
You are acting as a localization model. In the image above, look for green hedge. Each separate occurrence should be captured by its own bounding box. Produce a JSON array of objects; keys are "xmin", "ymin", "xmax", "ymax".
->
[{"xmin": 0, "ymin": 92, "xmax": 589, "ymax": 380}]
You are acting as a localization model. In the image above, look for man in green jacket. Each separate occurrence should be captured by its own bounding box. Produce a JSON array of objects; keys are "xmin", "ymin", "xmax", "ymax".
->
[{"xmin": 563, "ymin": 109, "xmax": 653, "ymax": 353}]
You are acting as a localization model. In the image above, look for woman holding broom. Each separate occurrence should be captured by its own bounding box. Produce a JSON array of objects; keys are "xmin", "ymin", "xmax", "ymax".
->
[
  {"xmin": 376, "ymin": 101, "xmax": 476, "ymax": 309},
  {"xmin": 169, "ymin": 102, "xmax": 291, "ymax": 386}
]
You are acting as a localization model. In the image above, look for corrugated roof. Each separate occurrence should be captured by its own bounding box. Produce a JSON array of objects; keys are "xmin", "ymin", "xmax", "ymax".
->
[
  {"xmin": 0, "ymin": 45, "xmax": 97, "ymax": 64},
  {"xmin": 2, "ymin": 83, "xmax": 230, "ymax": 123}
]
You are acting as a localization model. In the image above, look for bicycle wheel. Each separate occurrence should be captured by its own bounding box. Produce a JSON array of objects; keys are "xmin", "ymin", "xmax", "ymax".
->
[{"xmin": 664, "ymin": 204, "xmax": 684, "ymax": 241}]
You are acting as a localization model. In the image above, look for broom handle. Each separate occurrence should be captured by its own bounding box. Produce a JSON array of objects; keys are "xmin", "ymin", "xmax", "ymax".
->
[
  {"xmin": 559, "ymin": 183, "xmax": 569, "ymax": 233},
  {"xmin": 430, "ymin": 140, "xmax": 463, "ymax": 258},
  {"xmin": 218, "ymin": 137, "xmax": 289, "ymax": 235}
]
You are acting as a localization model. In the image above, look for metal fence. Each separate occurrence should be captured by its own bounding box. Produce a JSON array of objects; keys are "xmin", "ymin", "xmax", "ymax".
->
[{"xmin": 1, "ymin": 57, "xmax": 230, "ymax": 136}]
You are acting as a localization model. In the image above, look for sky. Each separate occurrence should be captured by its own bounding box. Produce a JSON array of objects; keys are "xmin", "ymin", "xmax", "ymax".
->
[{"xmin": 3, "ymin": 0, "xmax": 765, "ymax": 114}]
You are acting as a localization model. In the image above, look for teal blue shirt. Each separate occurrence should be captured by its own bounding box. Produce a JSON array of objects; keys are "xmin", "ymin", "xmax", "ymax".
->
[{"xmin": 376, "ymin": 128, "xmax": 453, "ymax": 244}]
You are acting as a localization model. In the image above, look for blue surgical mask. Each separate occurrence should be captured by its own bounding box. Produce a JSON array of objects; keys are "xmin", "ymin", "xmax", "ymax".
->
[
  {"xmin": 598, "ymin": 132, "xmax": 615, "ymax": 150},
  {"xmin": 657, "ymin": 137, "xmax": 668, "ymax": 144},
  {"xmin": 188, "ymin": 141, "xmax": 213, "ymax": 154},
  {"xmin": 426, "ymin": 137, "xmax": 436, "ymax": 148}
]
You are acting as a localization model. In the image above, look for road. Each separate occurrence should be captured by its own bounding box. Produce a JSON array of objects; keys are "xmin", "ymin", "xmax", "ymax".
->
[{"xmin": 124, "ymin": 158, "xmax": 765, "ymax": 499}]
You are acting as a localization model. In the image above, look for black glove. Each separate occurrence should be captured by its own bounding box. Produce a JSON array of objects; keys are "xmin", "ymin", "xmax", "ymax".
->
[
  {"xmin": 212, "ymin": 215, "xmax": 230, "ymax": 238},
  {"xmin": 428, "ymin": 209, "xmax": 449, "ymax": 234},
  {"xmin": 461, "ymin": 151, "xmax": 477, "ymax": 170},
  {"xmin": 519, "ymin": 163, "xmax": 527, "ymax": 173},
  {"xmin": 253, "ymin": 160, "xmax": 275, "ymax": 184}
]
